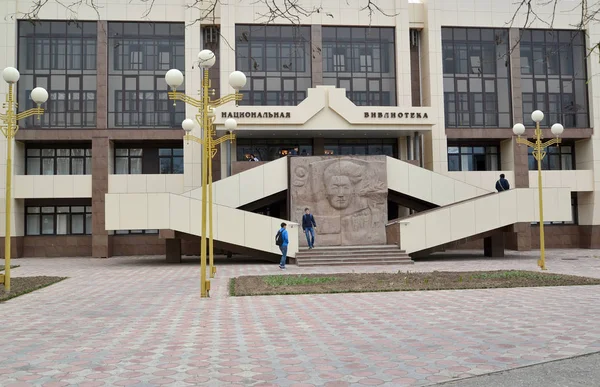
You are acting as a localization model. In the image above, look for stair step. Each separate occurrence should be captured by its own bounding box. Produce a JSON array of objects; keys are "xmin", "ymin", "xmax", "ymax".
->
[
  {"xmin": 297, "ymin": 250, "xmax": 406, "ymax": 257},
  {"xmin": 297, "ymin": 255, "xmax": 410, "ymax": 262},
  {"xmin": 298, "ymin": 260, "xmax": 413, "ymax": 266}
]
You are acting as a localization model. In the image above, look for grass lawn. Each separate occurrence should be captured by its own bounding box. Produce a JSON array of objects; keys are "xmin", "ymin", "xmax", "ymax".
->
[
  {"xmin": 0, "ymin": 276, "xmax": 67, "ymax": 302},
  {"xmin": 230, "ymin": 270, "xmax": 600, "ymax": 296}
]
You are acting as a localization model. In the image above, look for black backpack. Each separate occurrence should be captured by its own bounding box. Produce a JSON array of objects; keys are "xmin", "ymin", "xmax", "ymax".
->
[{"xmin": 275, "ymin": 230, "xmax": 283, "ymax": 246}]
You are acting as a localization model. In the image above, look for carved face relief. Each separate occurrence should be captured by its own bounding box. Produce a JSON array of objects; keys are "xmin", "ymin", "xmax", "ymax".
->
[{"xmin": 325, "ymin": 175, "xmax": 353, "ymax": 210}]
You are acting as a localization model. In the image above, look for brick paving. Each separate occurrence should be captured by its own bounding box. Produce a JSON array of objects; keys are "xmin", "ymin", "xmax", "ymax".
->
[{"xmin": 0, "ymin": 249, "xmax": 599, "ymax": 386}]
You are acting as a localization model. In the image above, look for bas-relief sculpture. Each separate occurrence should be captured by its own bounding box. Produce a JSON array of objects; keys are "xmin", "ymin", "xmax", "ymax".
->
[{"xmin": 290, "ymin": 156, "xmax": 388, "ymax": 246}]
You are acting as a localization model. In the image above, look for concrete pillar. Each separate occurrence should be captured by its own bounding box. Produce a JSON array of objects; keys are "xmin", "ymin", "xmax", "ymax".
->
[
  {"xmin": 166, "ymin": 238, "xmax": 182, "ymax": 263},
  {"xmin": 484, "ymin": 233, "xmax": 505, "ymax": 257},
  {"xmin": 92, "ymin": 136, "xmax": 112, "ymax": 258},
  {"xmin": 506, "ymin": 28, "xmax": 531, "ymax": 251},
  {"xmin": 311, "ymin": 25, "xmax": 323, "ymax": 87},
  {"xmin": 96, "ymin": 21, "xmax": 108, "ymax": 129},
  {"xmin": 313, "ymin": 137, "xmax": 325, "ymax": 156}
]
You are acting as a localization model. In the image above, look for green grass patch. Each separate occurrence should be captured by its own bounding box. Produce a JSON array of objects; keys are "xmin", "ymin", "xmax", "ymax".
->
[
  {"xmin": 230, "ymin": 270, "xmax": 600, "ymax": 297},
  {"xmin": 0, "ymin": 276, "xmax": 67, "ymax": 302},
  {"xmin": 263, "ymin": 275, "xmax": 337, "ymax": 287}
]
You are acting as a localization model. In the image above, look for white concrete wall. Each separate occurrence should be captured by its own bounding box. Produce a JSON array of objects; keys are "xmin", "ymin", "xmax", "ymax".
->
[
  {"xmin": 14, "ymin": 175, "xmax": 92, "ymax": 198},
  {"xmin": 399, "ymin": 187, "xmax": 573, "ymax": 254},
  {"xmin": 105, "ymin": 192, "xmax": 300, "ymax": 257},
  {"xmin": 108, "ymin": 175, "xmax": 185, "ymax": 194},
  {"xmin": 185, "ymin": 156, "xmax": 288, "ymax": 208}
]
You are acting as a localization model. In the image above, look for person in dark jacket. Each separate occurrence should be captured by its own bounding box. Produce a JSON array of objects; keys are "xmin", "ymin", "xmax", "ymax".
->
[
  {"xmin": 302, "ymin": 208, "xmax": 317, "ymax": 249},
  {"xmin": 277, "ymin": 223, "xmax": 289, "ymax": 270},
  {"xmin": 495, "ymin": 174, "xmax": 510, "ymax": 192}
]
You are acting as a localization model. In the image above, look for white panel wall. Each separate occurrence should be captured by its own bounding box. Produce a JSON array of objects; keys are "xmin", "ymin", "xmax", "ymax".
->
[
  {"xmin": 386, "ymin": 157, "xmax": 490, "ymax": 206},
  {"xmin": 108, "ymin": 174, "xmax": 185, "ymax": 194},
  {"xmin": 446, "ymin": 171, "xmax": 515, "ymax": 192},
  {"xmin": 399, "ymin": 188, "xmax": 573, "ymax": 254},
  {"xmin": 528, "ymin": 171, "xmax": 594, "ymax": 192},
  {"xmin": 105, "ymin": 191, "xmax": 299, "ymax": 257},
  {"xmin": 14, "ymin": 175, "xmax": 92, "ymax": 198},
  {"xmin": 185, "ymin": 157, "xmax": 288, "ymax": 208}
]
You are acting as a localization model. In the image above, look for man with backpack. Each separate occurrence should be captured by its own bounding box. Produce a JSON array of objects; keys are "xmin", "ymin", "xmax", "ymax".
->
[
  {"xmin": 275, "ymin": 222, "xmax": 289, "ymax": 270},
  {"xmin": 495, "ymin": 173, "xmax": 510, "ymax": 192},
  {"xmin": 302, "ymin": 207, "xmax": 317, "ymax": 249}
]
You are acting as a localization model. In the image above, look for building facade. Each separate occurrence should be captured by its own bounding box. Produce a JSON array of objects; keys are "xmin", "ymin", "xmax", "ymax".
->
[{"xmin": 0, "ymin": 0, "xmax": 599, "ymax": 258}]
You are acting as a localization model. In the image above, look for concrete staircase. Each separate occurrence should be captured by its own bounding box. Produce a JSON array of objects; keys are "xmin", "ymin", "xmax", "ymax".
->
[{"xmin": 294, "ymin": 245, "xmax": 413, "ymax": 266}]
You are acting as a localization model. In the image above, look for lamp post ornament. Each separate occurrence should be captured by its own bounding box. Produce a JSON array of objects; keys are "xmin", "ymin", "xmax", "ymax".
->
[
  {"xmin": 166, "ymin": 50, "xmax": 246, "ymax": 298},
  {"xmin": 0, "ymin": 67, "xmax": 48, "ymax": 292},
  {"xmin": 513, "ymin": 110, "xmax": 564, "ymax": 271}
]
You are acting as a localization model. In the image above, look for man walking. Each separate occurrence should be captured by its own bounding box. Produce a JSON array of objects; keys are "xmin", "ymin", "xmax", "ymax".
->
[
  {"xmin": 302, "ymin": 207, "xmax": 317, "ymax": 249},
  {"xmin": 495, "ymin": 173, "xmax": 510, "ymax": 192},
  {"xmin": 276, "ymin": 222, "xmax": 289, "ymax": 270}
]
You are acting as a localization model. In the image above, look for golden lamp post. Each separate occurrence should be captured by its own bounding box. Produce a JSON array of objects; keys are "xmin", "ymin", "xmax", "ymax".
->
[
  {"xmin": 165, "ymin": 50, "xmax": 246, "ymax": 298},
  {"xmin": 0, "ymin": 67, "xmax": 48, "ymax": 292},
  {"xmin": 513, "ymin": 110, "xmax": 564, "ymax": 271}
]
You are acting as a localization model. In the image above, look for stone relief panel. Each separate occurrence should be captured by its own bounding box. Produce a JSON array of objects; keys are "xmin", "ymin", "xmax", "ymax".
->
[{"xmin": 290, "ymin": 156, "xmax": 388, "ymax": 246}]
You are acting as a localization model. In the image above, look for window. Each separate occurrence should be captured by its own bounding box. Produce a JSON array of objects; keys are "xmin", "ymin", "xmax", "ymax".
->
[
  {"xmin": 322, "ymin": 27, "xmax": 396, "ymax": 106},
  {"xmin": 115, "ymin": 148, "xmax": 143, "ymax": 174},
  {"xmin": 26, "ymin": 205, "xmax": 92, "ymax": 235},
  {"xmin": 114, "ymin": 145, "xmax": 183, "ymax": 174},
  {"xmin": 236, "ymin": 139, "xmax": 313, "ymax": 161},
  {"xmin": 26, "ymin": 146, "xmax": 92, "ymax": 175},
  {"xmin": 324, "ymin": 139, "xmax": 397, "ymax": 158},
  {"xmin": 236, "ymin": 25, "xmax": 312, "ymax": 106},
  {"xmin": 159, "ymin": 148, "xmax": 184, "ymax": 174},
  {"xmin": 115, "ymin": 230, "xmax": 159, "ymax": 235},
  {"xmin": 527, "ymin": 143, "xmax": 574, "ymax": 170},
  {"xmin": 442, "ymin": 28, "xmax": 511, "ymax": 128},
  {"xmin": 447, "ymin": 143, "xmax": 500, "ymax": 171},
  {"xmin": 520, "ymin": 30, "xmax": 589, "ymax": 128},
  {"xmin": 108, "ymin": 22, "xmax": 185, "ymax": 128},
  {"xmin": 18, "ymin": 21, "xmax": 97, "ymax": 128}
]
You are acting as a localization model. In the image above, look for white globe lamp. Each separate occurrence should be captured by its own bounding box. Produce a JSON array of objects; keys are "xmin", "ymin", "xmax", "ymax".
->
[
  {"xmin": 224, "ymin": 118, "xmax": 237, "ymax": 131},
  {"xmin": 228, "ymin": 71, "xmax": 247, "ymax": 91},
  {"xmin": 181, "ymin": 118, "xmax": 195, "ymax": 133},
  {"xmin": 198, "ymin": 50, "xmax": 216, "ymax": 68},
  {"xmin": 531, "ymin": 110, "xmax": 544, "ymax": 123},
  {"xmin": 512, "ymin": 123, "xmax": 526, "ymax": 137},
  {"xmin": 551, "ymin": 123, "xmax": 564, "ymax": 137},
  {"xmin": 2, "ymin": 67, "xmax": 20, "ymax": 83},
  {"xmin": 30, "ymin": 87, "xmax": 49, "ymax": 105},
  {"xmin": 165, "ymin": 69, "xmax": 184, "ymax": 90}
]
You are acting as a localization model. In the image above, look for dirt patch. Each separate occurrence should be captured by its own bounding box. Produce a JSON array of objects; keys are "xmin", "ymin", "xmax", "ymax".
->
[
  {"xmin": 230, "ymin": 271, "xmax": 600, "ymax": 296},
  {"xmin": 0, "ymin": 276, "xmax": 67, "ymax": 302}
]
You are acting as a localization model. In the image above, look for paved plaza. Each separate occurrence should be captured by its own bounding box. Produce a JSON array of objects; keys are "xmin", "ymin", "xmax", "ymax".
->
[{"xmin": 1, "ymin": 249, "xmax": 600, "ymax": 386}]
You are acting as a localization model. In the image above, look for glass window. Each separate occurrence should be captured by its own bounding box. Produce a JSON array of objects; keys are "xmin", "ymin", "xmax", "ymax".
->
[
  {"xmin": 322, "ymin": 27, "xmax": 396, "ymax": 106},
  {"xmin": 158, "ymin": 148, "xmax": 184, "ymax": 174},
  {"xmin": 114, "ymin": 148, "xmax": 143, "ymax": 174},
  {"xmin": 528, "ymin": 142, "xmax": 574, "ymax": 170},
  {"xmin": 236, "ymin": 25, "xmax": 312, "ymax": 106},
  {"xmin": 18, "ymin": 21, "xmax": 97, "ymax": 128},
  {"xmin": 108, "ymin": 22, "xmax": 185, "ymax": 128},
  {"xmin": 520, "ymin": 29, "xmax": 588, "ymax": 128},
  {"xmin": 447, "ymin": 143, "xmax": 500, "ymax": 171},
  {"xmin": 442, "ymin": 28, "xmax": 511, "ymax": 128},
  {"xmin": 26, "ymin": 205, "xmax": 92, "ymax": 235},
  {"xmin": 236, "ymin": 139, "xmax": 314, "ymax": 161},
  {"xmin": 323, "ymin": 139, "xmax": 397, "ymax": 158},
  {"xmin": 26, "ymin": 146, "xmax": 92, "ymax": 175}
]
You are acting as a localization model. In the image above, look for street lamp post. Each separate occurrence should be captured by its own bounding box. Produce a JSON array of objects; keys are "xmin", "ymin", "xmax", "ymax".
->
[
  {"xmin": 0, "ymin": 67, "xmax": 48, "ymax": 292},
  {"xmin": 165, "ymin": 50, "xmax": 246, "ymax": 298},
  {"xmin": 513, "ymin": 110, "xmax": 564, "ymax": 270}
]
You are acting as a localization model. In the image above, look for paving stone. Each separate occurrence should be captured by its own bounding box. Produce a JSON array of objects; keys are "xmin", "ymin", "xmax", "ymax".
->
[{"xmin": 1, "ymin": 249, "xmax": 600, "ymax": 386}]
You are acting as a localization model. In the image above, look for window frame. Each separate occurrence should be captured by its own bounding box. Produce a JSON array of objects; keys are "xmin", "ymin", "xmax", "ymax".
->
[
  {"xmin": 25, "ymin": 205, "xmax": 92, "ymax": 236},
  {"xmin": 25, "ymin": 145, "xmax": 92, "ymax": 175},
  {"xmin": 527, "ymin": 141, "xmax": 575, "ymax": 170},
  {"xmin": 447, "ymin": 142, "xmax": 501, "ymax": 171},
  {"xmin": 442, "ymin": 27, "xmax": 512, "ymax": 128},
  {"xmin": 520, "ymin": 29, "xmax": 589, "ymax": 128},
  {"xmin": 17, "ymin": 20, "xmax": 98, "ymax": 128}
]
